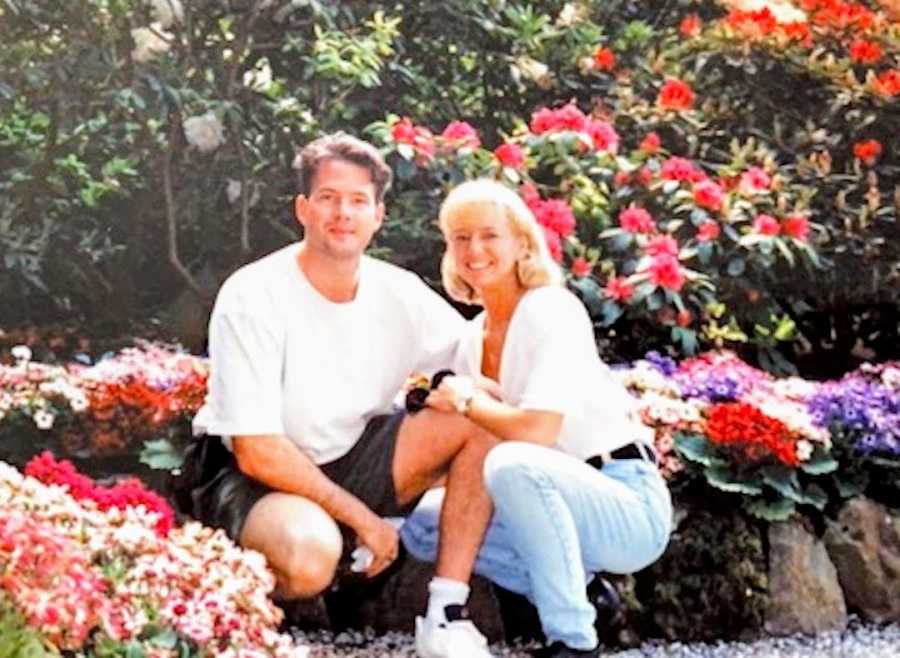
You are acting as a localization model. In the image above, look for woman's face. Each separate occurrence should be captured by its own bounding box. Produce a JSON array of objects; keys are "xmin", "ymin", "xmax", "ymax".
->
[{"xmin": 446, "ymin": 202, "xmax": 528, "ymax": 293}]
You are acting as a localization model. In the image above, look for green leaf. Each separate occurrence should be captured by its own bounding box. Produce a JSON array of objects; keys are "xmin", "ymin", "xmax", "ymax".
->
[
  {"xmin": 148, "ymin": 628, "xmax": 179, "ymax": 649},
  {"xmin": 834, "ymin": 469, "xmax": 869, "ymax": 498},
  {"xmin": 705, "ymin": 465, "xmax": 764, "ymax": 495},
  {"xmin": 799, "ymin": 447, "xmax": 838, "ymax": 475},
  {"xmin": 674, "ymin": 434, "xmax": 720, "ymax": 467},
  {"xmin": 746, "ymin": 497, "xmax": 796, "ymax": 521},
  {"xmin": 140, "ymin": 439, "xmax": 184, "ymax": 471}
]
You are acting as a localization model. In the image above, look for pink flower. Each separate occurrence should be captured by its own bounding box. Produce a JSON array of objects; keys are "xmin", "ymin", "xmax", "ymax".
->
[
  {"xmin": 520, "ymin": 182, "xmax": 541, "ymax": 206},
  {"xmin": 637, "ymin": 166, "xmax": 654, "ymax": 186},
  {"xmin": 554, "ymin": 103, "xmax": 589, "ymax": 132},
  {"xmin": 440, "ymin": 120, "xmax": 480, "ymax": 149},
  {"xmin": 640, "ymin": 132, "xmax": 661, "ymax": 154},
  {"xmin": 614, "ymin": 171, "xmax": 631, "ymax": 187},
  {"xmin": 534, "ymin": 198, "xmax": 577, "ymax": 237},
  {"xmin": 571, "ymin": 257, "xmax": 592, "ymax": 277},
  {"xmin": 618, "ymin": 206, "xmax": 655, "ymax": 233},
  {"xmin": 753, "ymin": 214, "xmax": 781, "ymax": 236},
  {"xmin": 661, "ymin": 156, "xmax": 705, "ymax": 182},
  {"xmin": 604, "ymin": 276, "xmax": 634, "ymax": 301},
  {"xmin": 739, "ymin": 166, "xmax": 771, "ymax": 194},
  {"xmin": 697, "ymin": 221, "xmax": 721, "ymax": 242},
  {"xmin": 494, "ymin": 142, "xmax": 525, "ymax": 169},
  {"xmin": 542, "ymin": 226, "xmax": 563, "ymax": 262},
  {"xmin": 646, "ymin": 235, "xmax": 679, "ymax": 258},
  {"xmin": 647, "ymin": 255, "xmax": 685, "ymax": 291},
  {"xmin": 782, "ymin": 214, "xmax": 810, "ymax": 241},
  {"xmin": 693, "ymin": 180, "xmax": 725, "ymax": 211},
  {"xmin": 586, "ymin": 120, "xmax": 619, "ymax": 153}
]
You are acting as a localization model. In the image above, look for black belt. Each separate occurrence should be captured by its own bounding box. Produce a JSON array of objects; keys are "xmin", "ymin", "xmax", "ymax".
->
[{"xmin": 587, "ymin": 442, "xmax": 657, "ymax": 469}]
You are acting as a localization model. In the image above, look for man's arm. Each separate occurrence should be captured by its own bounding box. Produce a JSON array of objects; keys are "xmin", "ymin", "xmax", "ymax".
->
[{"xmin": 232, "ymin": 435, "xmax": 399, "ymax": 576}]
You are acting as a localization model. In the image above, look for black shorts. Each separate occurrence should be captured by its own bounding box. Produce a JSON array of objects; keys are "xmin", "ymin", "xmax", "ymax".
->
[{"xmin": 182, "ymin": 410, "xmax": 415, "ymax": 543}]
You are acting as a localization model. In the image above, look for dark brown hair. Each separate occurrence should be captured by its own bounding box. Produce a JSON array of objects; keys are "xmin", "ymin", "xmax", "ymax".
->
[{"xmin": 293, "ymin": 132, "xmax": 392, "ymax": 203}]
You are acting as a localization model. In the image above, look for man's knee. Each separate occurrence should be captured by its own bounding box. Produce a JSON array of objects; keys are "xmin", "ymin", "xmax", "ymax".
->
[{"xmin": 279, "ymin": 522, "xmax": 343, "ymax": 599}]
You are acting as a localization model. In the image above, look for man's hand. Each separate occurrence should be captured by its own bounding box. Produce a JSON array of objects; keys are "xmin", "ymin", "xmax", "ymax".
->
[
  {"xmin": 356, "ymin": 513, "xmax": 400, "ymax": 578},
  {"xmin": 426, "ymin": 375, "xmax": 476, "ymax": 414}
]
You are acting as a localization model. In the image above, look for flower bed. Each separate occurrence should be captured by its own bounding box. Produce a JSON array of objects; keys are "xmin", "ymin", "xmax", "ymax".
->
[{"xmin": 0, "ymin": 452, "xmax": 307, "ymax": 657}]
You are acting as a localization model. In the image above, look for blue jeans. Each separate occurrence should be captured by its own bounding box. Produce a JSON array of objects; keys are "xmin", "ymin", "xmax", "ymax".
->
[{"xmin": 400, "ymin": 441, "xmax": 673, "ymax": 650}]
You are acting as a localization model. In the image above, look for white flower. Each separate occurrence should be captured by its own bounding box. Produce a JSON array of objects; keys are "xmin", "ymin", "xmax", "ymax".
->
[
  {"xmin": 11, "ymin": 344, "xmax": 32, "ymax": 363},
  {"xmin": 726, "ymin": 0, "xmax": 807, "ymax": 23},
  {"xmin": 513, "ymin": 55, "xmax": 554, "ymax": 90},
  {"xmin": 556, "ymin": 3, "xmax": 588, "ymax": 26},
  {"xmin": 796, "ymin": 439, "xmax": 813, "ymax": 461},
  {"xmin": 226, "ymin": 180, "xmax": 260, "ymax": 208},
  {"xmin": 147, "ymin": 0, "xmax": 183, "ymax": 29},
  {"xmin": 243, "ymin": 58, "xmax": 274, "ymax": 92},
  {"xmin": 33, "ymin": 409, "xmax": 55, "ymax": 430},
  {"xmin": 183, "ymin": 112, "xmax": 226, "ymax": 153},
  {"xmin": 131, "ymin": 23, "xmax": 173, "ymax": 63}
]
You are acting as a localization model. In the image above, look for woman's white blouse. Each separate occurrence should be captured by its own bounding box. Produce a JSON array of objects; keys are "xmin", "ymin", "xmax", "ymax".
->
[{"xmin": 454, "ymin": 285, "xmax": 653, "ymax": 459}]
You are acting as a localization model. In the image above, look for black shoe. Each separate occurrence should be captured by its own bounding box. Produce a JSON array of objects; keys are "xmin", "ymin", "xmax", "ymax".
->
[
  {"xmin": 587, "ymin": 576, "xmax": 624, "ymax": 643},
  {"xmin": 531, "ymin": 641, "xmax": 601, "ymax": 657}
]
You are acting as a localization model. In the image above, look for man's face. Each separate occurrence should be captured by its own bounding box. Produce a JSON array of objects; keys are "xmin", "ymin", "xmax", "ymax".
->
[{"xmin": 295, "ymin": 158, "xmax": 384, "ymax": 261}]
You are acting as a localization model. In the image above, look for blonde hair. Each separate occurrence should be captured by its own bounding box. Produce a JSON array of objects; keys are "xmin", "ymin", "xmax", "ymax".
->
[{"xmin": 438, "ymin": 179, "xmax": 563, "ymax": 304}]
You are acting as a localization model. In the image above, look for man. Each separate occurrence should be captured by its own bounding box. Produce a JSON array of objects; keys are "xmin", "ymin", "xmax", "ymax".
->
[{"xmin": 190, "ymin": 133, "xmax": 497, "ymax": 658}]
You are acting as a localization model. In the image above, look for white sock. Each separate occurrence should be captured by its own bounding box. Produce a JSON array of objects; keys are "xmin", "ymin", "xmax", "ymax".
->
[{"xmin": 426, "ymin": 577, "xmax": 470, "ymax": 623}]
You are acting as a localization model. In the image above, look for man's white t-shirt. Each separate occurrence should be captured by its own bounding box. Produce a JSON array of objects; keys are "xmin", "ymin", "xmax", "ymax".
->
[
  {"xmin": 193, "ymin": 243, "xmax": 464, "ymax": 464},
  {"xmin": 453, "ymin": 285, "xmax": 652, "ymax": 460}
]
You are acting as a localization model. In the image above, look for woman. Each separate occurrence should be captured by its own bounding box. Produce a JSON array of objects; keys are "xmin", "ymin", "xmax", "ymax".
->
[{"xmin": 401, "ymin": 179, "xmax": 672, "ymax": 658}]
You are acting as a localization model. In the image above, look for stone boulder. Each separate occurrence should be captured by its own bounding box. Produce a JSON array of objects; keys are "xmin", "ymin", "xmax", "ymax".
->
[
  {"xmin": 824, "ymin": 497, "xmax": 900, "ymax": 623},
  {"xmin": 764, "ymin": 520, "xmax": 847, "ymax": 636}
]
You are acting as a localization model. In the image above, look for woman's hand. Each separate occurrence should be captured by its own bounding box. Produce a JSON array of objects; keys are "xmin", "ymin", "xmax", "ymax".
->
[{"xmin": 426, "ymin": 375, "xmax": 476, "ymax": 414}]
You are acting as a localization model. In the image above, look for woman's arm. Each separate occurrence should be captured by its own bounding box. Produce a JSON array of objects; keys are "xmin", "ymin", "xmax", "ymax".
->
[{"xmin": 426, "ymin": 376, "xmax": 563, "ymax": 445}]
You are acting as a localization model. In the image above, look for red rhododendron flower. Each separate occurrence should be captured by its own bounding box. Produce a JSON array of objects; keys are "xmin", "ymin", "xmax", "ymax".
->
[
  {"xmin": 614, "ymin": 171, "xmax": 631, "ymax": 187},
  {"xmin": 849, "ymin": 39, "xmax": 883, "ymax": 64},
  {"xmin": 637, "ymin": 166, "xmax": 655, "ymax": 186},
  {"xmin": 782, "ymin": 214, "xmax": 811, "ymax": 241},
  {"xmin": 697, "ymin": 220, "xmax": 721, "ymax": 242},
  {"xmin": 586, "ymin": 120, "xmax": 619, "ymax": 152},
  {"xmin": 693, "ymin": 180, "xmax": 725, "ymax": 210},
  {"xmin": 391, "ymin": 117, "xmax": 418, "ymax": 144},
  {"xmin": 705, "ymin": 402, "xmax": 800, "ymax": 467},
  {"xmin": 677, "ymin": 309, "xmax": 693, "ymax": 327},
  {"xmin": 739, "ymin": 166, "xmax": 772, "ymax": 193},
  {"xmin": 872, "ymin": 69, "xmax": 900, "ymax": 97},
  {"xmin": 646, "ymin": 235, "xmax": 679, "ymax": 258},
  {"xmin": 604, "ymin": 276, "xmax": 634, "ymax": 302},
  {"xmin": 647, "ymin": 255, "xmax": 685, "ymax": 291},
  {"xmin": 753, "ymin": 213, "xmax": 781, "ymax": 236},
  {"xmin": 593, "ymin": 47, "xmax": 616, "ymax": 71},
  {"xmin": 680, "ymin": 14, "xmax": 703, "ymax": 37},
  {"xmin": 542, "ymin": 226, "xmax": 563, "ymax": 262},
  {"xmin": 853, "ymin": 138, "xmax": 882, "ymax": 164},
  {"xmin": 530, "ymin": 104, "xmax": 589, "ymax": 134},
  {"xmin": 494, "ymin": 142, "xmax": 525, "ymax": 169},
  {"xmin": 726, "ymin": 8, "xmax": 777, "ymax": 39},
  {"xmin": 782, "ymin": 21, "xmax": 812, "ymax": 45},
  {"xmin": 571, "ymin": 257, "xmax": 592, "ymax": 277},
  {"xmin": 657, "ymin": 79, "xmax": 695, "ymax": 111},
  {"xmin": 534, "ymin": 198, "xmax": 576, "ymax": 237},
  {"xmin": 618, "ymin": 206, "xmax": 655, "ymax": 233},
  {"xmin": 640, "ymin": 132, "xmax": 661, "ymax": 154},
  {"xmin": 810, "ymin": 0, "xmax": 875, "ymax": 33},
  {"xmin": 661, "ymin": 156, "xmax": 705, "ymax": 182},
  {"xmin": 441, "ymin": 120, "xmax": 480, "ymax": 149}
]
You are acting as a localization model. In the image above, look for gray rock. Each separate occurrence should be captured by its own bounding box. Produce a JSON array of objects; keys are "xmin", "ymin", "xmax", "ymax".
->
[
  {"xmin": 824, "ymin": 497, "xmax": 900, "ymax": 623},
  {"xmin": 764, "ymin": 520, "xmax": 847, "ymax": 636}
]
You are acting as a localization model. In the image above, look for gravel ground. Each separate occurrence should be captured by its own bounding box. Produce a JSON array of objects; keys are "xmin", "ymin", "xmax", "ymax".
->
[{"xmin": 293, "ymin": 617, "xmax": 900, "ymax": 658}]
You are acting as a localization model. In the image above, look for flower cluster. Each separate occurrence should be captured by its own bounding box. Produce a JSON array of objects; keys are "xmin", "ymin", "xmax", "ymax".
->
[
  {"xmin": 705, "ymin": 401, "xmax": 801, "ymax": 466},
  {"xmin": 0, "ymin": 342, "xmax": 207, "ymax": 458},
  {"xmin": 0, "ymin": 459, "xmax": 308, "ymax": 657},
  {"xmin": 24, "ymin": 451, "xmax": 174, "ymax": 536}
]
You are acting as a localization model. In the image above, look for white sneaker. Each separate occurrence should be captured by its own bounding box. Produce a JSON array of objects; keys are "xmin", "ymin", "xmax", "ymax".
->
[{"xmin": 415, "ymin": 615, "xmax": 495, "ymax": 658}]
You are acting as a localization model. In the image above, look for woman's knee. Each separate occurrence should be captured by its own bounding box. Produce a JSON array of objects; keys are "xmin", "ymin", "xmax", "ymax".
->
[{"xmin": 483, "ymin": 442, "xmax": 539, "ymax": 495}]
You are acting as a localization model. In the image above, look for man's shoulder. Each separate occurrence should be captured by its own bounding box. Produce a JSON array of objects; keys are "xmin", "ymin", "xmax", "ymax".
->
[
  {"xmin": 217, "ymin": 243, "xmax": 299, "ymax": 305},
  {"xmin": 362, "ymin": 255, "xmax": 433, "ymax": 294}
]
